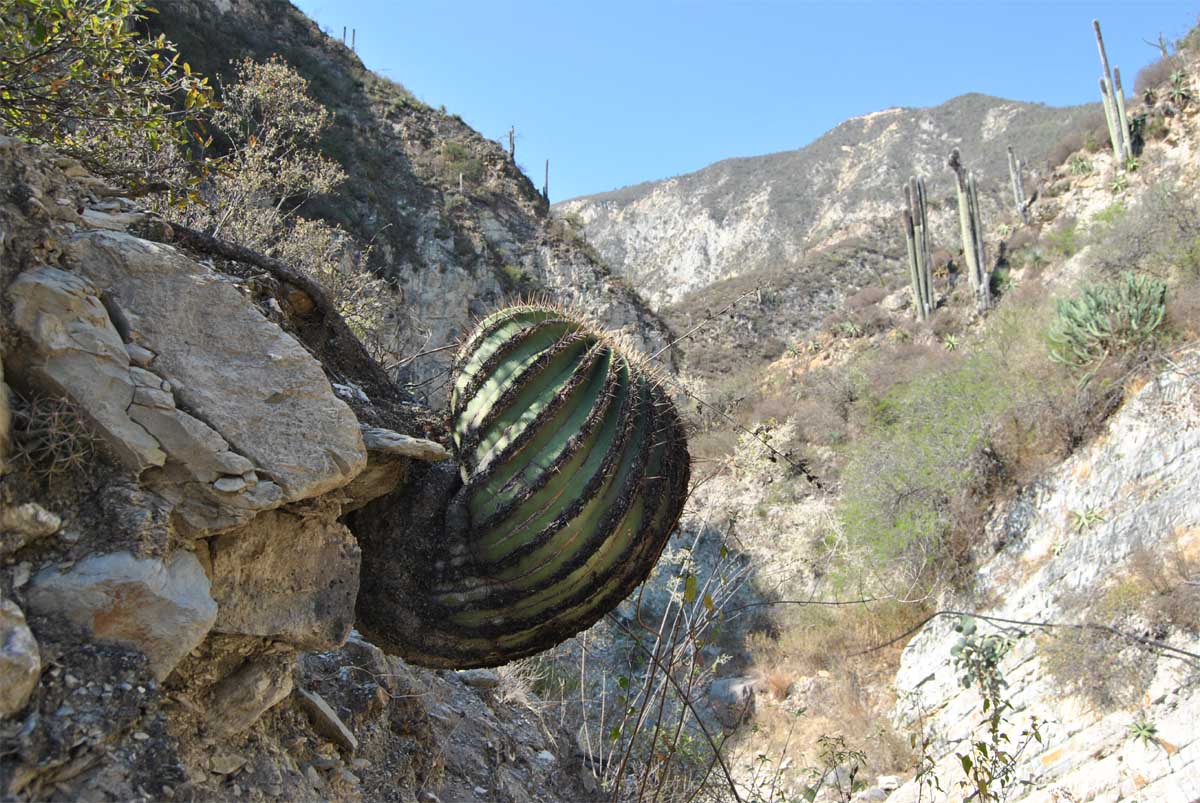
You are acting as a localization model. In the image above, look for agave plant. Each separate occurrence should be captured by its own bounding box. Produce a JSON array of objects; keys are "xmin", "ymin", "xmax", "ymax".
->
[
  {"xmin": 1047, "ymin": 272, "xmax": 1166, "ymax": 376},
  {"xmin": 356, "ymin": 304, "xmax": 691, "ymax": 668}
]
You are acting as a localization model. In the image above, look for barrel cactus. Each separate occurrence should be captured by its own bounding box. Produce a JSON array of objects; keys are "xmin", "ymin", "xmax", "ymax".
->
[{"xmin": 354, "ymin": 304, "xmax": 690, "ymax": 668}]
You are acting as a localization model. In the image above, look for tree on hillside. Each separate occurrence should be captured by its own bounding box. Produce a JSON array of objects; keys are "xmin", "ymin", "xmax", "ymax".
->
[{"xmin": 0, "ymin": 0, "xmax": 215, "ymax": 194}]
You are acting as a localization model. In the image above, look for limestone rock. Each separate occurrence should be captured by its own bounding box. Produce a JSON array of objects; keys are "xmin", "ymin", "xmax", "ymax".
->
[
  {"xmin": 708, "ymin": 676, "xmax": 756, "ymax": 728},
  {"xmin": 360, "ymin": 427, "xmax": 449, "ymax": 462},
  {"xmin": 26, "ymin": 550, "xmax": 217, "ymax": 680},
  {"xmin": 7, "ymin": 266, "xmax": 165, "ymax": 471},
  {"xmin": 0, "ymin": 502, "xmax": 61, "ymax": 556},
  {"xmin": 295, "ymin": 686, "xmax": 359, "ymax": 753},
  {"xmin": 206, "ymin": 655, "xmax": 295, "ymax": 738},
  {"xmin": 456, "ymin": 668, "xmax": 499, "ymax": 690},
  {"xmin": 7, "ymin": 265, "xmax": 285, "ymax": 533},
  {"xmin": 888, "ymin": 353, "xmax": 1200, "ymax": 802},
  {"xmin": 67, "ymin": 230, "xmax": 366, "ymax": 503},
  {"xmin": 210, "ymin": 509, "xmax": 361, "ymax": 650},
  {"xmin": 341, "ymin": 425, "xmax": 447, "ymax": 513},
  {"xmin": 0, "ymin": 599, "xmax": 41, "ymax": 717}
]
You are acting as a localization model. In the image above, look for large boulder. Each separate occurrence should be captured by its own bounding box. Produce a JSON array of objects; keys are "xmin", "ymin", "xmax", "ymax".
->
[
  {"xmin": 25, "ymin": 550, "xmax": 218, "ymax": 680},
  {"xmin": 7, "ymin": 266, "xmax": 166, "ymax": 471},
  {"xmin": 66, "ymin": 230, "xmax": 366, "ymax": 504},
  {"xmin": 209, "ymin": 507, "xmax": 361, "ymax": 650},
  {"xmin": 7, "ymin": 266, "xmax": 284, "ymax": 531}
]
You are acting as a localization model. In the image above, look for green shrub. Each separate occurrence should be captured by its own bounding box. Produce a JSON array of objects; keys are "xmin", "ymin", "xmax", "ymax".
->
[
  {"xmin": 0, "ymin": 0, "xmax": 215, "ymax": 194},
  {"xmin": 838, "ymin": 353, "xmax": 1018, "ymax": 593},
  {"xmin": 1044, "ymin": 217, "xmax": 1080, "ymax": 257},
  {"xmin": 1047, "ymin": 273, "xmax": 1166, "ymax": 374}
]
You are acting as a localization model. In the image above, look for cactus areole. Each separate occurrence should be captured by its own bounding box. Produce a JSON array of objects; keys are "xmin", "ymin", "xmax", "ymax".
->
[{"xmin": 354, "ymin": 304, "xmax": 691, "ymax": 668}]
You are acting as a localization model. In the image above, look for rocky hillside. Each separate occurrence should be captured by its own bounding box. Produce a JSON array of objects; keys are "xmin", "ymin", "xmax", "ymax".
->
[
  {"xmin": 557, "ymin": 94, "xmax": 1096, "ymax": 335},
  {"xmin": 0, "ymin": 136, "xmax": 600, "ymax": 803},
  {"xmin": 148, "ymin": 0, "xmax": 673, "ymax": 394}
]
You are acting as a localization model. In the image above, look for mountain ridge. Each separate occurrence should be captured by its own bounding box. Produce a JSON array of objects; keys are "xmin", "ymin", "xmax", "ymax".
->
[{"xmin": 557, "ymin": 91, "xmax": 1101, "ymax": 311}]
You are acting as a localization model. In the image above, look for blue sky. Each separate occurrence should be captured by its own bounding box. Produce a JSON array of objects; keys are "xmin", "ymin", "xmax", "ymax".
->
[{"xmin": 294, "ymin": 1, "xmax": 1196, "ymax": 202}]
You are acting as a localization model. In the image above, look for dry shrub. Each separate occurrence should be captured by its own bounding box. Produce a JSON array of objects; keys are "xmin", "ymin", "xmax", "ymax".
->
[
  {"xmin": 846, "ymin": 285, "xmax": 887, "ymax": 310},
  {"xmin": 1004, "ymin": 226, "xmax": 1040, "ymax": 254},
  {"xmin": 1045, "ymin": 107, "xmax": 1109, "ymax": 168},
  {"xmin": 742, "ymin": 601, "xmax": 927, "ymax": 781},
  {"xmin": 1038, "ymin": 628, "xmax": 1153, "ymax": 712},
  {"xmin": 1135, "ymin": 55, "xmax": 1183, "ymax": 97},
  {"xmin": 1166, "ymin": 278, "xmax": 1200, "ymax": 339},
  {"xmin": 861, "ymin": 341, "xmax": 945, "ymax": 401},
  {"xmin": 1125, "ymin": 543, "xmax": 1200, "ymax": 634}
]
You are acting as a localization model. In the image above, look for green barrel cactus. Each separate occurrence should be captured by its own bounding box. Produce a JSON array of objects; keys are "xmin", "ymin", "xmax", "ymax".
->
[{"xmin": 354, "ymin": 304, "xmax": 691, "ymax": 668}]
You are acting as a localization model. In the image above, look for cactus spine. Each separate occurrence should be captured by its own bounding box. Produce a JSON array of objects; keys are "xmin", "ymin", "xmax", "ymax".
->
[
  {"xmin": 357, "ymin": 304, "xmax": 690, "ymax": 668},
  {"xmin": 1007, "ymin": 146, "xmax": 1027, "ymax": 221},
  {"xmin": 902, "ymin": 177, "xmax": 934, "ymax": 320},
  {"xmin": 949, "ymin": 148, "xmax": 991, "ymax": 312},
  {"xmin": 1094, "ymin": 19, "xmax": 1132, "ymax": 165}
]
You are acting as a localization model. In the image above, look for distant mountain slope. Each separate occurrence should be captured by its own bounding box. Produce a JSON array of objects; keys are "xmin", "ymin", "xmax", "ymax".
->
[{"xmin": 558, "ymin": 94, "xmax": 1098, "ymax": 309}]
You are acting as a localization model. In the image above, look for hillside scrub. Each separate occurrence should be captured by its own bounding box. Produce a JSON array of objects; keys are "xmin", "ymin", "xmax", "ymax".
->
[{"xmin": 0, "ymin": 0, "xmax": 216, "ymax": 196}]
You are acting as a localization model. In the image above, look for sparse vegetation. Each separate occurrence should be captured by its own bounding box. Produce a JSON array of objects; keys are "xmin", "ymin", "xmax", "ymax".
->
[{"xmin": 0, "ymin": 0, "xmax": 216, "ymax": 196}]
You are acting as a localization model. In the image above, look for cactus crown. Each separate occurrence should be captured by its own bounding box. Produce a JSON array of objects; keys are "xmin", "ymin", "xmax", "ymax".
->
[{"xmin": 370, "ymin": 303, "xmax": 690, "ymax": 668}]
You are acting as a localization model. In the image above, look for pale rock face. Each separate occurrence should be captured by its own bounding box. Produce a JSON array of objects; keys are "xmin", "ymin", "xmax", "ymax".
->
[
  {"xmin": 26, "ymin": 550, "xmax": 218, "ymax": 680},
  {"xmin": 209, "ymin": 507, "xmax": 361, "ymax": 650},
  {"xmin": 205, "ymin": 655, "xmax": 295, "ymax": 737},
  {"xmin": 66, "ymin": 230, "xmax": 366, "ymax": 505},
  {"xmin": 888, "ymin": 353, "xmax": 1200, "ymax": 802},
  {"xmin": 7, "ymin": 265, "xmax": 284, "ymax": 532},
  {"xmin": 558, "ymin": 95, "xmax": 1087, "ymax": 313},
  {"xmin": 0, "ymin": 599, "xmax": 41, "ymax": 717},
  {"xmin": 8, "ymin": 266, "xmax": 167, "ymax": 471}
]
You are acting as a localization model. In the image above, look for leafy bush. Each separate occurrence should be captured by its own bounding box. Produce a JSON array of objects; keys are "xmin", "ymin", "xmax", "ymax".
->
[
  {"xmin": 838, "ymin": 353, "xmax": 1018, "ymax": 594},
  {"xmin": 0, "ymin": 0, "xmax": 214, "ymax": 193},
  {"xmin": 159, "ymin": 57, "xmax": 388, "ymax": 348},
  {"xmin": 1047, "ymin": 273, "xmax": 1166, "ymax": 374},
  {"xmin": 1043, "ymin": 217, "xmax": 1080, "ymax": 257},
  {"xmin": 1089, "ymin": 181, "xmax": 1200, "ymax": 279}
]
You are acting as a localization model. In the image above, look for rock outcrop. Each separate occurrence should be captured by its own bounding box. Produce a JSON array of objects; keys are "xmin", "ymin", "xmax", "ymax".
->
[
  {"xmin": 888, "ymin": 352, "xmax": 1200, "ymax": 801},
  {"xmin": 0, "ymin": 111, "xmax": 605, "ymax": 802},
  {"xmin": 26, "ymin": 550, "xmax": 218, "ymax": 680}
]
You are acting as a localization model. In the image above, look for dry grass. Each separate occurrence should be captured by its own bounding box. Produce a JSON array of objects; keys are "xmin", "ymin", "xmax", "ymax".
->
[{"xmin": 738, "ymin": 599, "xmax": 928, "ymax": 784}]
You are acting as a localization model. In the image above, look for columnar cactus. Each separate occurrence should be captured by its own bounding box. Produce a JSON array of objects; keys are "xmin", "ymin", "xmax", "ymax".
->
[
  {"xmin": 1094, "ymin": 19, "xmax": 1132, "ymax": 165},
  {"xmin": 355, "ymin": 304, "xmax": 691, "ymax": 668},
  {"xmin": 949, "ymin": 148, "xmax": 991, "ymax": 312},
  {"xmin": 902, "ymin": 177, "xmax": 933, "ymax": 320},
  {"xmin": 1007, "ymin": 146, "xmax": 1027, "ymax": 221}
]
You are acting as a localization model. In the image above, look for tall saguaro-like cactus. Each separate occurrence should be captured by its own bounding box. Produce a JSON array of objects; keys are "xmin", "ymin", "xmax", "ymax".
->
[
  {"xmin": 355, "ymin": 304, "xmax": 691, "ymax": 668},
  {"xmin": 949, "ymin": 149, "xmax": 991, "ymax": 312},
  {"xmin": 902, "ymin": 177, "xmax": 934, "ymax": 321},
  {"xmin": 1007, "ymin": 146, "xmax": 1027, "ymax": 221},
  {"xmin": 1094, "ymin": 19, "xmax": 1132, "ymax": 165}
]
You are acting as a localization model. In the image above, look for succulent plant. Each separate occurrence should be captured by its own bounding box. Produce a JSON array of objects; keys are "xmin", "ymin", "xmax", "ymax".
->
[{"xmin": 355, "ymin": 303, "xmax": 691, "ymax": 668}]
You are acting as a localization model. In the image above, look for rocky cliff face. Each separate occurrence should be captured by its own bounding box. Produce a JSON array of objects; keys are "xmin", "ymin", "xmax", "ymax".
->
[
  {"xmin": 889, "ymin": 351, "xmax": 1200, "ymax": 802},
  {"xmin": 148, "ymin": 0, "xmax": 673, "ymax": 395},
  {"xmin": 558, "ymin": 95, "xmax": 1095, "ymax": 310},
  {"xmin": 0, "ymin": 137, "xmax": 598, "ymax": 803}
]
